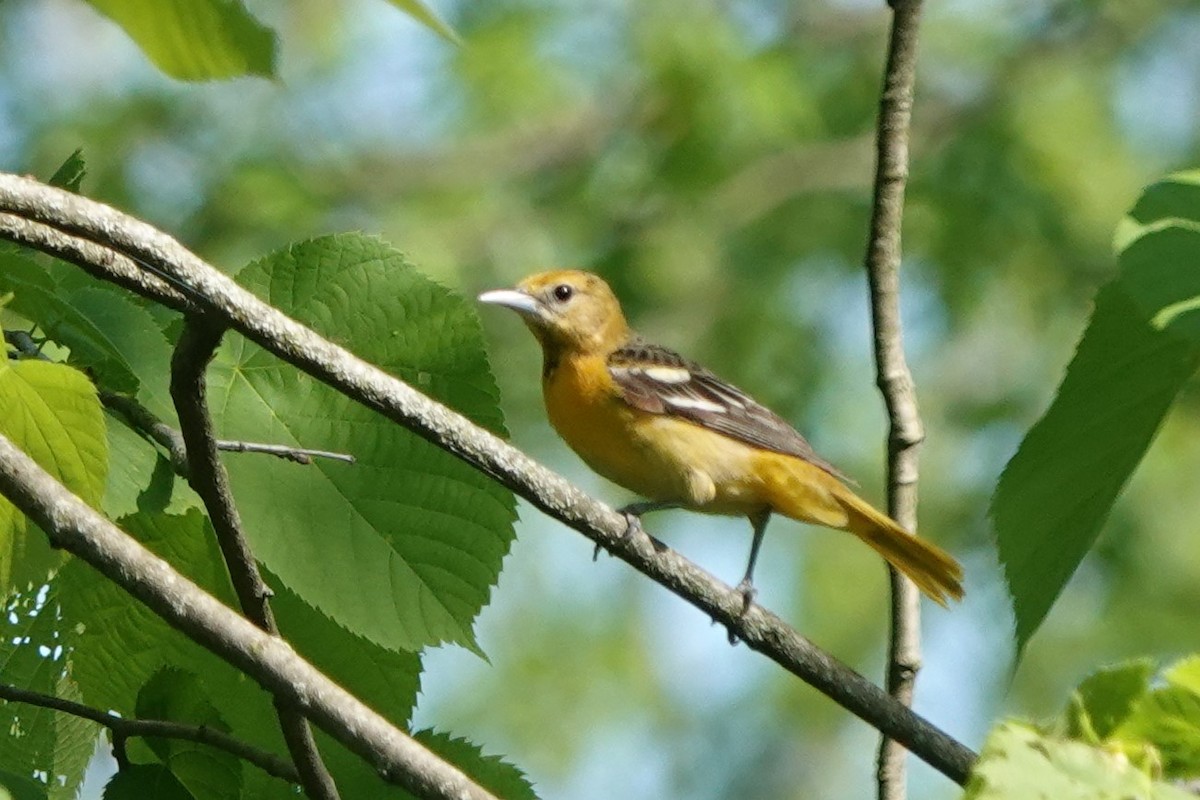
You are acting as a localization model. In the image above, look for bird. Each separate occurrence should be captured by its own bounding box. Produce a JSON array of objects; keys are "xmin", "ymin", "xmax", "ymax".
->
[{"xmin": 478, "ymin": 269, "xmax": 964, "ymax": 608}]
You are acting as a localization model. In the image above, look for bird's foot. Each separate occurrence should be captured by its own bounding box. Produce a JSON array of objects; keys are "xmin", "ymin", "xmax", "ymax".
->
[
  {"xmin": 593, "ymin": 508, "xmax": 645, "ymax": 562},
  {"xmin": 735, "ymin": 578, "xmax": 758, "ymax": 616},
  {"xmin": 723, "ymin": 579, "xmax": 758, "ymax": 645}
]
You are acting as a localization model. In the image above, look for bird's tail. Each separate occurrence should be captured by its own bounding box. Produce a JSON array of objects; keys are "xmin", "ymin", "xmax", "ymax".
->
[{"xmin": 758, "ymin": 454, "xmax": 964, "ymax": 606}]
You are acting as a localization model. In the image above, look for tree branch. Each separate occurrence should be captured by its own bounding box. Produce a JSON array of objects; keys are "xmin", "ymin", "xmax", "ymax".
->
[
  {"xmin": 0, "ymin": 172, "xmax": 976, "ymax": 785},
  {"xmin": 0, "ymin": 681, "xmax": 300, "ymax": 784},
  {"xmin": 863, "ymin": 2, "xmax": 928, "ymax": 799},
  {"xmin": 0, "ymin": 432, "xmax": 500, "ymax": 800},
  {"xmin": 169, "ymin": 316, "xmax": 340, "ymax": 800}
]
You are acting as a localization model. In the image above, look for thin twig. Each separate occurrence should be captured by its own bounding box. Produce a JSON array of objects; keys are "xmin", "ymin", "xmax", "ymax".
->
[
  {"xmin": 0, "ymin": 433, "xmax": 500, "ymax": 800},
  {"xmin": 169, "ymin": 316, "xmax": 340, "ymax": 800},
  {"xmin": 0, "ymin": 682, "xmax": 300, "ymax": 783},
  {"xmin": 4, "ymin": 329, "xmax": 353, "ymax": 469},
  {"xmin": 0, "ymin": 172, "xmax": 976, "ymax": 785},
  {"xmin": 100, "ymin": 390, "xmax": 355, "ymax": 468},
  {"xmin": 863, "ymin": 2, "xmax": 928, "ymax": 799}
]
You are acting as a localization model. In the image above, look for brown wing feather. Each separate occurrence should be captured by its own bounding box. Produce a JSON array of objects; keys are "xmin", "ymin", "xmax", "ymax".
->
[{"xmin": 608, "ymin": 339, "xmax": 850, "ymax": 481}]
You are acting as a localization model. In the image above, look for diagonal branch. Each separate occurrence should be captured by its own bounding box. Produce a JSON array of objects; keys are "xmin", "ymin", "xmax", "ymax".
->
[
  {"xmin": 0, "ymin": 432, "xmax": 500, "ymax": 800},
  {"xmin": 0, "ymin": 172, "xmax": 976, "ymax": 785},
  {"xmin": 863, "ymin": 2, "xmax": 930, "ymax": 799},
  {"xmin": 169, "ymin": 316, "xmax": 340, "ymax": 800},
  {"xmin": 0, "ymin": 681, "xmax": 300, "ymax": 784}
]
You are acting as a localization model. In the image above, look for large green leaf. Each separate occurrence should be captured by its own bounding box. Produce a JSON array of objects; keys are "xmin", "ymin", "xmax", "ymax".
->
[
  {"xmin": 83, "ymin": 0, "xmax": 276, "ymax": 81},
  {"xmin": 964, "ymin": 722, "xmax": 1192, "ymax": 800},
  {"xmin": 0, "ymin": 360, "xmax": 107, "ymax": 598},
  {"xmin": 991, "ymin": 173, "xmax": 1200, "ymax": 654},
  {"xmin": 208, "ymin": 234, "xmax": 516, "ymax": 652}
]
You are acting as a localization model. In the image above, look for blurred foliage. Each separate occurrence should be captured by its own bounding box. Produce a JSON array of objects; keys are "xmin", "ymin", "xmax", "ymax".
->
[
  {"xmin": 1, "ymin": 0, "xmax": 1200, "ymax": 797},
  {"xmin": 967, "ymin": 655, "xmax": 1200, "ymax": 798}
]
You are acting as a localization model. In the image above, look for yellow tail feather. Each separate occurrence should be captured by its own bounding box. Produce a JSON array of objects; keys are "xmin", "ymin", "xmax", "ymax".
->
[{"xmin": 759, "ymin": 454, "xmax": 964, "ymax": 605}]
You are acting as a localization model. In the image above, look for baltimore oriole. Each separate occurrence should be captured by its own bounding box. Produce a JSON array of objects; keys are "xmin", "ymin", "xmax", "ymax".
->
[{"xmin": 479, "ymin": 270, "xmax": 964, "ymax": 606}]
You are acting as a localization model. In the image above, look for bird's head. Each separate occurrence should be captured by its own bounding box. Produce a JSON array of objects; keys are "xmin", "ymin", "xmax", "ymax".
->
[{"xmin": 479, "ymin": 270, "xmax": 629, "ymax": 356}]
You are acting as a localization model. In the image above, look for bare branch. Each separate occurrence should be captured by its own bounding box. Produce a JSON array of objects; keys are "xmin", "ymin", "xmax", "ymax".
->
[
  {"xmin": 0, "ymin": 681, "xmax": 300, "ymax": 784},
  {"xmin": 0, "ymin": 432, "xmax": 500, "ymax": 800},
  {"xmin": 0, "ymin": 172, "xmax": 976, "ymax": 785},
  {"xmin": 862, "ymin": 2, "xmax": 929, "ymax": 799},
  {"xmin": 169, "ymin": 316, "xmax": 340, "ymax": 800}
]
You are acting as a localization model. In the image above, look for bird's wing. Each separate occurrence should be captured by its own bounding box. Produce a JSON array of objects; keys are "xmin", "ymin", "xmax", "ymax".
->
[{"xmin": 607, "ymin": 339, "xmax": 850, "ymax": 481}]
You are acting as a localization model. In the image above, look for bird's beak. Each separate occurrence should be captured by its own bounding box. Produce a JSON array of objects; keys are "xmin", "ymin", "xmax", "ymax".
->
[{"xmin": 478, "ymin": 288, "xmax": 543, "ymax": 317}]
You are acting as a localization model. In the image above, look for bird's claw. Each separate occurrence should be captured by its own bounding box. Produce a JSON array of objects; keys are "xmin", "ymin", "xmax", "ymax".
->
[
  {"xmin": 734, "ymin": 578, "xmax": 758, "ymax": 615},
  {"xmin": 593, "ymin": 510, "xmax": 644, "ymax": 562}
]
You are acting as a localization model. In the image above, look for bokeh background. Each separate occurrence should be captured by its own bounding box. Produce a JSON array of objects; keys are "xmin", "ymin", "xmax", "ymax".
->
[{"xmin": 3, "ymin": 0, "xmax": 1200, "ymax": 797}]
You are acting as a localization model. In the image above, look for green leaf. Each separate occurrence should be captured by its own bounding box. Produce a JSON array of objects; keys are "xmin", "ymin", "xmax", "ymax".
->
[
  {"xmin": 1117, "ymin": 686, "xmax": 1200, "ymax": 778},
  {"xmin": 47, "ymin": 150, "xmax": 86, "ymax": 193},
  {"xmin": 414, "ymin": 730, "xmax": 538, "ymax": 800},
  {"xmin": 1063, "ymin": 660, "xmax": 1155, "ymax": 741},
  {"xmin": 63, "ymin": 286, "xmax": 175, "ymax": 418},
  {"xmin": 382, "ymin": 0, "xmax": 461, "ymax": 44},
  {"xmin": 60, "ymin": 511, "xmax": 246, "ymax": 717},
  {"xmin": 0, "ymin": 586, "xmax": 96, "ymax": 800},
  {"xmin": 208, "ymin": 234, "xmax": 516, "ymax": 652},
  {"xmin": 103, "ymin": 764, "xmax": 194, "ymax": 800},
  {"xmin": 0, "ymin": 771, "xmax": 50, "ymax": 800},
  {"xmin": 965, "ymin": 722, "xmax": 1192, "ymax": 800},
  {"xmin": 0, "ymin": 253, "xmax": 138, "ymax": 394},
  {"xmin": 1165, "ymin": 656, "xmax": 1200, "ymax": 696},
  {"xmin": 0, "ymin": 360, "xmax": 107, "ymax": 598},
  {"xmin": 101, "ymin": 411, "xmax": 160, "ymax": 519},
  {"xmin": 135, "ymin": 668, "xmax": 241, "ymax": 800},
  {"xmin": 82, "ymin": 0, "xmax": 276, "ymax": 81},
  {"xmin": 991, "ymin": 176, "xmax": 1200, "ymax": 655},
  {"xmin": 270, "ymin": 580, "xmax": 422, "ymax": 727}
]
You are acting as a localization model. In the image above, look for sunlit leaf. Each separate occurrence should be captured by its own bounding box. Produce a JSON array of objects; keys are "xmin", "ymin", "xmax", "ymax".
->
[
  {"xmin": 964, "ymin": 722, "xmax": 1192, "ymax": 800},
  {"xmin": 414, "ymin": 730, "xmax": 538, "ymax": 800},
  {"xmin": 0, "ymin": 360, "xmax": 107, "ymax": 599},
  {"xmin": 83, "ymin": 0, "xmax": 276, "ymax": 81}
]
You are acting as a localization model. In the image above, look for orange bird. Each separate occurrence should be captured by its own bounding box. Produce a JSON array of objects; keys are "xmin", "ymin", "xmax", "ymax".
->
[{"xmin": 480, "ymin": 270, "xmax": 963, "ymax": 606}]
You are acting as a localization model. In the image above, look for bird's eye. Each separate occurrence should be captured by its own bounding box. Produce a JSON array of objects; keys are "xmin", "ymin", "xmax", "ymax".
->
[{"xmin": 552, "ymin": 284, "xmax": 574, "ymax": 303}]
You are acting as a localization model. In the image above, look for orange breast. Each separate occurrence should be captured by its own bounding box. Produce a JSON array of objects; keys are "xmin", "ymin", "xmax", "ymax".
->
[{"xmin": 543, "ymin": 355, "xmax": 770, "ymax": 514}]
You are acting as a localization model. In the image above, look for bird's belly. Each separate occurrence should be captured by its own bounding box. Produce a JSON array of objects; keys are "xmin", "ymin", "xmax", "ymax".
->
[{"xmin": 546, "ymin": 375, "xmax": 767, "ymax": 514}]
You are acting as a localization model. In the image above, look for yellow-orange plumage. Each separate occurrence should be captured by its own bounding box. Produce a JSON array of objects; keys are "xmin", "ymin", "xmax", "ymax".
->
[{"xmin": 480, "ymin": 269, "xmax": 963, "ymax": 606}]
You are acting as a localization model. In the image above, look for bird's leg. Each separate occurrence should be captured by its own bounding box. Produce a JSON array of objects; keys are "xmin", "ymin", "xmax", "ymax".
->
[
  {"xmin": 593, "ymin": 501, "xmax": 681, "ymax": 561},
  {"xmin": 735, "ymin": 510, "xmax": 771, "ymax": 615}
]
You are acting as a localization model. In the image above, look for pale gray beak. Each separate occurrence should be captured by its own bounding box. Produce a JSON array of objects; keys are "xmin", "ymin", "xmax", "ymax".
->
[{"xmin": 478, "ymin": 289, "xmax": 542, "ymax": 316}]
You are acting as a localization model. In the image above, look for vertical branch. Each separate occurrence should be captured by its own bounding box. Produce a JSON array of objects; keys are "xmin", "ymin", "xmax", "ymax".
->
[
  {"xmin": 170, "ymin": 316, "xmax": 341, "ymax": 800},
  {"xmin": 863, "ymin": 2, "xmax": 926, "ymax": 799}
]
